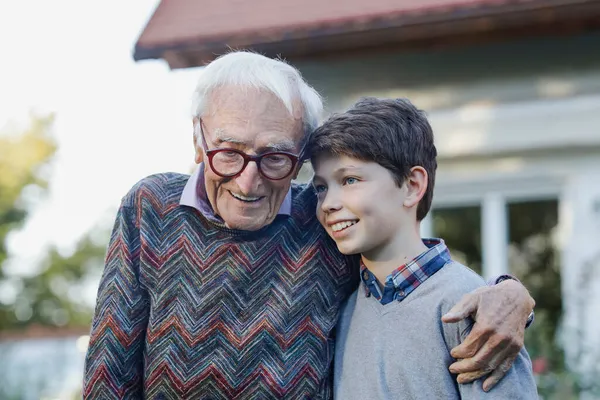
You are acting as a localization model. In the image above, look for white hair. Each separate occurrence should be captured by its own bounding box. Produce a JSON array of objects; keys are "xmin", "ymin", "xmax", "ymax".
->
[{"xmin": 191, "ymin": 51, "xmax": 323, "ymax": 141}]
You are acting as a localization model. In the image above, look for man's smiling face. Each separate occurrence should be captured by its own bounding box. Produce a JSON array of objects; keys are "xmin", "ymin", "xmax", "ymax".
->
[{"xmin": 197, "ymin": 86, "xmax": 304, "ymax": 231}]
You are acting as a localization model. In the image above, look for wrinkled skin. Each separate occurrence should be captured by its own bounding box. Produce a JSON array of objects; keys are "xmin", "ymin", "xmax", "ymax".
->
[{"xmin": 442, "ymin": 279, "xmax": 535, "ymax": 391}]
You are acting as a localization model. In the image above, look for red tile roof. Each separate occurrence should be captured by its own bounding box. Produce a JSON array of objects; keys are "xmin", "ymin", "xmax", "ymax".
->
[{"xmin": 134, "ymin": 0, "xmax": 600, "ymax": 65}]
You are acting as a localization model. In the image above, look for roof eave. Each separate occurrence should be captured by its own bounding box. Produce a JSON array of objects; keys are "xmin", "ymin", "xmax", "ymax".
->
[{"xmin": 133, "ymin": 0, "xmax": 600, "ymax": 69}]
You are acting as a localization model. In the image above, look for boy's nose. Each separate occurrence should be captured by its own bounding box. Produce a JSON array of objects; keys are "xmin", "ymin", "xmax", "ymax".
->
[{"xmin": 320, "ymin": 190, "xmax": 342, "ymax": 213}]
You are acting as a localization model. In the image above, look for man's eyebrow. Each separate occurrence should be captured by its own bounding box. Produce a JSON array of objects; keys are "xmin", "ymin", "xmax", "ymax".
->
[
  {"xmin": 213, "ymin": 132, "xmax": 248, "ymax": 146},
  {"xmin": 213, "ymin": 131, "xmax": 295, "ymax": 152},
  {"xmin": 262, "ymin": 139, "xmax": 296, "ymax": 152}
]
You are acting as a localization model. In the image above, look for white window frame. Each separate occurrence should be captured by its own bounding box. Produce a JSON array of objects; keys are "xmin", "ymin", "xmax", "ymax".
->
[{"xmin": 428, "ymin": 175, "xmax": 562, "ymax": 279}]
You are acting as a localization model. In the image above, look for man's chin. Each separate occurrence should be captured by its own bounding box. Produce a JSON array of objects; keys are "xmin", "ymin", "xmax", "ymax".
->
[{"xmin": 223, "ymin": 214, "xmax": 274, "ymax": 231}]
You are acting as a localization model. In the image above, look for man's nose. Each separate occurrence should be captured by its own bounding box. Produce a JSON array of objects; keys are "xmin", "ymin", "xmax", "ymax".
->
[{"xmin": 235, "ymin": 161, "xmax": 262, "ymax": 194}]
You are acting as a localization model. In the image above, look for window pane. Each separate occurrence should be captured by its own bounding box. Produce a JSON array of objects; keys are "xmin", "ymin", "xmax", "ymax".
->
[
  {"xmin": 432, "ymin": 206, "xmax": 483, "ymax": 275},
  {"xmin": 508, "ymin": 199, "xmax": 561, "ymax": 377}
]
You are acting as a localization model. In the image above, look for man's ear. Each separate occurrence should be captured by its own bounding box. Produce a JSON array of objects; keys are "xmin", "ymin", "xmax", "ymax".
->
[
  {"xmin": 403, "ymin": 166, "xmax": 428, "ymax": 208},
  {"xmin": 193, "ymin": 118, "xmax": 203, "ymax": 164}
]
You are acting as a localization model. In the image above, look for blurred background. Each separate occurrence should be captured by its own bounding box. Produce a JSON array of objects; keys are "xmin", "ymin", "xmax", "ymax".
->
[{"xmin": 1, "ymin": 0, "xmax": 599, "ymax": 398}]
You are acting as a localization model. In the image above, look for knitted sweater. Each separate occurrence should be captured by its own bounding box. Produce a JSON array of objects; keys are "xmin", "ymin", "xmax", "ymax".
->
[
  {"xmin": 334, "ymin": 262, "xmax": 538, "ymax": 399},
  {"xmin": 83, "ymin": 173, "xmax": 359, "ymax": 399}
]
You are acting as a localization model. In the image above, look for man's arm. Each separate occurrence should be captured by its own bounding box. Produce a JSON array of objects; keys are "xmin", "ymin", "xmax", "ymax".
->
[
  {"xmin": 83, "ymin": 203, "xmax": 149, "ymax": 399},
  {"xmin": 441, "ymin": 279, "xmax": 535, "ymax": 391},
  {"xmin": 442, "ymin": 310, "xmax": 538, "ymax": 399}
]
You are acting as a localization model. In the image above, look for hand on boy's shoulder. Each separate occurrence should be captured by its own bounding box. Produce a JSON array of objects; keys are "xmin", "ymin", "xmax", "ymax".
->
[
  {"xmin": 440, "ymin": 266, "xmax": 534, "ymax": 392},
  {"xmin": 437, "ymin": 261, "xmax": 487, "ymax": 343}
]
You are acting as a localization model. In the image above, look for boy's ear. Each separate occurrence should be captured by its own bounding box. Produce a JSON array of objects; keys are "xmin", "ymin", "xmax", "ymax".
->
[{"xmin": 403, "ymin": 166, "xmax": 428, "ymax": 208}]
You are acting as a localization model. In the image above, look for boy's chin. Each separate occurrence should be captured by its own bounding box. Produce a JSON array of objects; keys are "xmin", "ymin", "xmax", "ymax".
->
[{"xmin": 335, "ymin": 242, "xmax": 362, "ymax": 256}]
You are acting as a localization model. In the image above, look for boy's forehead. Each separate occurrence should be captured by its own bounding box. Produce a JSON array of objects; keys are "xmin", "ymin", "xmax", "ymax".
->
[{"xmin": 312, "ymin": 153, "xmax": 364, "ymax": 175}]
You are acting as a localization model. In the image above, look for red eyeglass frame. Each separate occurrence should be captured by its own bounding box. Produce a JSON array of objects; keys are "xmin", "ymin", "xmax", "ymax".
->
[{"xmin": 198, "ymin": 119, "xmax": 307, "ymax": 181}]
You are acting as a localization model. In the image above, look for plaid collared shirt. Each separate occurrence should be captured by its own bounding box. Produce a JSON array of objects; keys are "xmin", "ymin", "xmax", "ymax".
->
[{"xmin": 360, "ymin": 238, "xmax": 451, "ymax": 305}]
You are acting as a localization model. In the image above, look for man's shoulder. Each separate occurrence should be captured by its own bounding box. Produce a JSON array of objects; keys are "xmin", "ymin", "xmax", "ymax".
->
[
  {"xmin": 290, "ymin": 181, "xmax": 318, "ymax": 215},
  {"xmin": 120, "ymin": 172, "xmax": 190, "ymax": 208},
  {"xmin": 291, "ymin": 181, "xmax": 314, "ymax": 199}
]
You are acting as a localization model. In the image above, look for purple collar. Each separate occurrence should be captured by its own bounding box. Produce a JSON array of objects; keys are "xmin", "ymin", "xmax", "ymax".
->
[{"xmin": 179, "ymin": 163, "xmax": 292, "ymax": 223}]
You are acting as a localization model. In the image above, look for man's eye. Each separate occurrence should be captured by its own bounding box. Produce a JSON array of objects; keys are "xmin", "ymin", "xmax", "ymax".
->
[
  {"xmin": 343, "ymin": 177, "xmax": 358, "ymax": 185},
  {"xmin": 263, "ymin": 154, "xmax": 288, "ymax": 165},
  {"xmin": 266, "ymin": 155, "xmax": 285, "ymax": 161}
]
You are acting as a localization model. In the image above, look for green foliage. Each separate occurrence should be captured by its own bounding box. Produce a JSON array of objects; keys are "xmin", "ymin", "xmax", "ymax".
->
[
  {"xmin": 0, "ymin": 115, "xmax": 56, "ymax": 276},
  {"xmin": 9, "ymin": 234, "xmax": 107, "ymax": 330},
  {"xmin": 0, "ymin": 115, "xmax": 107, "ymax": 331}
]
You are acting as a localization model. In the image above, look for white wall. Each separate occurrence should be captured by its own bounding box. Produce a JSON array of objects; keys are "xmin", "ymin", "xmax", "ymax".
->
[{"xmin": 560, "ymin": 171, "xmax": 600, "ymax": 385}]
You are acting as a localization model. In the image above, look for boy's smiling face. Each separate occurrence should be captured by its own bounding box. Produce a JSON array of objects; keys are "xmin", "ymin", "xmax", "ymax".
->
[{"xmin": 312, "ymin": 153, "xmax": 416, "ymax": 257}]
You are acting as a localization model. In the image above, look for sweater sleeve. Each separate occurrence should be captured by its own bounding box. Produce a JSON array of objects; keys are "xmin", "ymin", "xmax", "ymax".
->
[
  {"xmin": 83, "ymin": 202, "xmax": 149, "ymax": 399},
  {"xmin": 441, "ymin": 304, "xmax": 539, "ymax": 399}
]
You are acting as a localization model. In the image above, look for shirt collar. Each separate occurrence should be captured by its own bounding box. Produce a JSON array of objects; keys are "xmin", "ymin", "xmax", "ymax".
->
[
  {"xmin": 179, "ymin": 163, "xmax": 292, "ymax": 223},
  {"xmin": 360, "ymin": 238, "xmax": 451, "ymax": 302}
]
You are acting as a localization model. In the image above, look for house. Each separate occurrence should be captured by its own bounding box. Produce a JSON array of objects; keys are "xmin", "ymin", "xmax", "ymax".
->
[{"xmin": 134, "ymin": 0, "xmax": 600, "ymax": 392}]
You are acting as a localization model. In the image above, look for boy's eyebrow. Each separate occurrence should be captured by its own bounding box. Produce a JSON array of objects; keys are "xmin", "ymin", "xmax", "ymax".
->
[
  {"xmin": 333, "ymin": 166, "xmax": 362, "ymax": 174},
  {"xmin": 312, "ymin": 166, "xmax": 363, "ymax": 183}
]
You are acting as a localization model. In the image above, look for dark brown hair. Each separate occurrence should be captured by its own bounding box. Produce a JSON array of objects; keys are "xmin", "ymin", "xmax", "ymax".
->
[{"xmin": 309, "ymin": 97, "xmax": 437, "ymax": 220}]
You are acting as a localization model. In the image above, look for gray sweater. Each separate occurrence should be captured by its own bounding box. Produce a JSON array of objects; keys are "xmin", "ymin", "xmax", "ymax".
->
[{"xmin": 334, "ymin": 261, "xmax": 538, "ymax": 399}]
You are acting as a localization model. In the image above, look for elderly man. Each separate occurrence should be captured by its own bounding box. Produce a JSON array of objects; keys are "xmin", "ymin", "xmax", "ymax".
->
[{"xmin": 83, "ymin": 52, "xmax": 535, "ymax": 399}]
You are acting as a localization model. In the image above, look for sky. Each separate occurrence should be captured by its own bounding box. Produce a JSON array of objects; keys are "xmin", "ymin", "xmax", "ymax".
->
[{"xmin": 0, "ymin": 0, "xmax": 203, "ymax": 272}]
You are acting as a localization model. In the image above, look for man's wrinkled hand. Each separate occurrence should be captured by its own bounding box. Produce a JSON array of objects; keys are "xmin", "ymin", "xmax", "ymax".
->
[{"xmin": 441, "ymin": 279, "xmax": 535, "ymax": 392}]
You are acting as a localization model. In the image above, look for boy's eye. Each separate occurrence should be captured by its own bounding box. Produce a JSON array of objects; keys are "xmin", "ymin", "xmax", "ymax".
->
[
  {"xmin": 343, "ymin": 177, "xmax": 358, "ymax": 185},
  {"xmin": 313, "ymin": 184, "xmax": 327, "ymax": 194}
]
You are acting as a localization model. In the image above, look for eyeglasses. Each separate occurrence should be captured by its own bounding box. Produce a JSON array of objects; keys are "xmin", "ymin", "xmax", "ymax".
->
[{"xmin": 198, "ymin": 119, "xmax": 305, "ymax": 181}]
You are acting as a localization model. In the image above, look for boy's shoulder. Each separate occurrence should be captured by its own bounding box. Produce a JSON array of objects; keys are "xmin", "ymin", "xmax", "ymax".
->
[{"xmin": 428, "ymin": 260, "xmax": 486, "ymax": 308}]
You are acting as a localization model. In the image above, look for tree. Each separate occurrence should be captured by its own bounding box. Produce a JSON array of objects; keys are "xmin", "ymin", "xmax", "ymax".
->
[
  {"xmin": 0, "ymin": 114, "xmax": 107, "ymax": 331},
  {"xmin": 0, "ymin": 114, "xmax": 56, "ymax": 276},
  {"xmin": 15, "ymin": 232, "xmax": 108, "ymax": 329},
  {"xmin": 0, "ymin": 115, "xmax": 57, "ymax": 330}
]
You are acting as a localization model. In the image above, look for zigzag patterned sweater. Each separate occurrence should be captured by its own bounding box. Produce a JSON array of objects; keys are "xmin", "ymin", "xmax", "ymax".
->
[{"xmin": 83, "ymin": 173, "xmax": 359, "ymax": 399}]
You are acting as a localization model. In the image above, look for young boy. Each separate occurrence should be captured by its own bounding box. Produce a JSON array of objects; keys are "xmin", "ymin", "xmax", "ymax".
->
[{"xmin": 309, "ymin": 97, "xmax": 538, "ymax": 399}]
